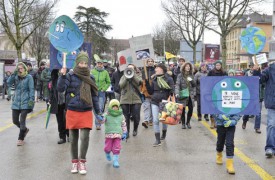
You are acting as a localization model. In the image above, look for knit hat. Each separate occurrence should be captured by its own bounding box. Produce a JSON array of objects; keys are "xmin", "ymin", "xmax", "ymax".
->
[
  {"xmin": 200, "ymin": 62, "xmax": 206, "ymax": 68},
  {"xmin": 214, "ymin": 60, "xmax": 222, "ymax": 66},
  {"xmin": 103, "ymin": 59, "xmax": 108, "ymax": 63},
  {"xmin": 75, "ymin": 51, "xmax": 89, "ymax": 65},
  {"xmin": 228, "ymin": 69, "xmax": 235, "ymax": 76},
  {"xmin": 109, "ymin": 99, "xmax": 120, "ymax": 109},
  {"xmin": 155, "ymin": 63, "xmax": 167, "ymax": 74}
]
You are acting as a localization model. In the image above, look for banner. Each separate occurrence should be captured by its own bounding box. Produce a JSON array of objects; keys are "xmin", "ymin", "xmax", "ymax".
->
[
  {"xmin": 117, "ymin": 48, "xmax": 133, "ymax": 71},
  {"xmin": 205, "ymin": 44, "xmax": 220, "ymax": 63},
  {"xmin": 200, "ymin": 76, "xmax": 260, "ymax": 115},
  {"xmin": 50, "ymin": 43, "xmax": 92, "ymax": 70},
  {"xmin": 129, "ymin": 34, "xmax": 155, "ymax": 68}
]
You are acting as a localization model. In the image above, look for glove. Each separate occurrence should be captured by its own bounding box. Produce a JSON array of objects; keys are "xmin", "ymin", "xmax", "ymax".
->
[
  {"xmin": 122, "ymin": 132, "xmax": 128, "ymax": 141},
  {"xmin": 222, "ymin": 115, "xmax": 230, "ymax": 121},
  {"xmin": 96, "ymin": 114, "xmax": 104, "ymax": 121},
  {"xmin": 223, "ymin": 120, "xmax": 237, "ymax": 127},
  {"xmin": 187, "ymin": 77, "xmax": 192, "ymax": 81},
  {"xmin": 28, "ymin": 101, "xmax": 34, "ymax": 107}
]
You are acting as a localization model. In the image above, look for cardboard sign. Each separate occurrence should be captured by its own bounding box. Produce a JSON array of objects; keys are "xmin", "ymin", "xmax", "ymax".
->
[
  {"xmin": 252, "ymin": 53, "xmax": 268, "ymax": 65},
  {"xmin": 117, "ymin": 48, "xmax": 133, "ymax": 71},
  {"xmin": 200, "ymin": 76, "xmax": 260, "ymax": 115},
  {"xmin": 50, "ymin": 43, "xmax": 92, "ymax": 70},
  {"xmin": 129, "ymin": 34, "xmax": 155, "ymax": 68}
]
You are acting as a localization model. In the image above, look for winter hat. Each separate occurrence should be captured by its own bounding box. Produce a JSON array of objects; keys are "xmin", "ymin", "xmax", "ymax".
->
[
  {"xmin": 16, "ymin": 62, "xmax": 28, "ymax": 77},
  {"xmin": 214, "ymin": 60, "xmax": 222, "ymax": 66},
  {"xmin": 228, "ymin": 69, "xmax": 235, "ymax": 76},
  {"xmin": 103, "ymin": 59, "xmax": 108, "ymax": 63},
  {"xmin": 200, "ymin": 62, "xmax": 206, "ymax": 68},
  {"xmin": 155, "ymin": 63, "xmax": 167, "ymax": 74},
  {"xmin": 40, "ymin": 61, "xmax": 46, "ymax": 66},
  {"xmin": 75, "ymin": 51, "xmax": 89, "ymax": 65},
  {"xmin": 109, "ymin": 99, "xmax": 120, "ymax": 109}
]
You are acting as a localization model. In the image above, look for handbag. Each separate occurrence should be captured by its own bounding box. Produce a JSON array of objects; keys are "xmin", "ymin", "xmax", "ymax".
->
[{"xmin": 179, "ymin": 88, "xmax": 189, "ymax": 99}]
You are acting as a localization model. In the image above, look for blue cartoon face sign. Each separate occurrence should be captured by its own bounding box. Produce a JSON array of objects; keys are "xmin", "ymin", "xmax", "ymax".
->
[
  {"xmin": 200, "ymin": 76, "xmax": 259, "ymax": 115},
  {"xmin": 212, "ymin": 78, "xmax": 250, "ymax": 114},
  {"xmin": 48, "ymin": 15, "xmax": 84, "ymax": 53}
]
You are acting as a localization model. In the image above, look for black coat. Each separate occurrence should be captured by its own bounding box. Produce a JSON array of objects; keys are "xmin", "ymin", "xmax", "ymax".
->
[
  {"xmin": 111, "ymin": 70, "xmax": 123, "ymax": 94},
  {"xmin": 146, "ymin": 73, "xmax": 174, "ymax": 105}
]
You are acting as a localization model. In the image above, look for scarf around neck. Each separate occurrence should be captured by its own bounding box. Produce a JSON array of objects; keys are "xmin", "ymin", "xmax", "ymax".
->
[
  {"xmin": 108, "ymin": 108, "xmax": 123, "ymax": 117},
  {"xmin": 73, "ymin": 66, "xmax": 98, "ymax": 105},
  {"xmin": 156, "ymin": 74, "xmax": 171, "ymax": 89},
  {"xmin": 96, "ymin": 66, "xmax": 104, "ymax": 72}
]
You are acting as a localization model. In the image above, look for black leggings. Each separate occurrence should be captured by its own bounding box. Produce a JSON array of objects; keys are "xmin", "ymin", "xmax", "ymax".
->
[
  {"xmin": 181, "ymin": 96, "xmax": 193, "ymax": 124},
  {"xmin": 121, "ymin": 104, "xmax": 141, "ymax": 132},
  {"xmin": 12, "ymin": 109, "xmax": 30, "ymax": 140}
]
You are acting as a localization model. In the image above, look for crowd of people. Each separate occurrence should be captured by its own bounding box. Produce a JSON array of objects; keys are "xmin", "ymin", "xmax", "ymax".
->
[{"xmin": 4, "ymin": 53, "xmax": 275, "ymax": 175}]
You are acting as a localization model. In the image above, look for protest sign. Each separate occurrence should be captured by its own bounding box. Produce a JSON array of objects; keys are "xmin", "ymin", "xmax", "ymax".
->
[
  {"xmin": 117, "ymin": 48, "xmax": 133, "ymax": 71},
  {"xmin": 252, "ymin": 53, "xmax": 268, "ymax": 65}
]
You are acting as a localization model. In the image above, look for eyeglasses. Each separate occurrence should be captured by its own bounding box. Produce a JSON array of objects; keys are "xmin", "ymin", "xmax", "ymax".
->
[{"xmin": 148, "ymin": 61, "xmax": 154, "ymax": 62}]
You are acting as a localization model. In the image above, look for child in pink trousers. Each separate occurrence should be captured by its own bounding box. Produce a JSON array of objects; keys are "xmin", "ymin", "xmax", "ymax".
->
[{"xmin": 100, "ymin": 99, "xmax": 127, "ymax": 168}]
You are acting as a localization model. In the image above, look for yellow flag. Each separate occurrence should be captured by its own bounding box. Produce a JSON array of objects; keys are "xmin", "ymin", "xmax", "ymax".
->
[{"xmin": 165, "ymin": 51, "xmax": 176, "ymax": 60}]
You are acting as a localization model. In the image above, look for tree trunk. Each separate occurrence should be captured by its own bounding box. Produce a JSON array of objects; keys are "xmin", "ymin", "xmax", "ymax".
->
[
  {"xmin": 16, "ymin": 47, "xmax": 22, "ymax": 62},
  {"xmin": 220, "ymin": 35, "xmax": 227, "ymax": 70},
  {"xmin": 192, "ymin": 46, "xmax": 197, "ymax": 64}
]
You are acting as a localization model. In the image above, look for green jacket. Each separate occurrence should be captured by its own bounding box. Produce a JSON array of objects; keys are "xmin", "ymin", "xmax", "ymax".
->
[
  {"xmin": 90, "ymin": 69, "xmax": 111, "ymax": 91},
  {"xmin": 105, "ymin": 113, "xmax": 123, "ymax": 134},
  {"xmin": 41, "ymin": 68, "xmax": 51, "ymax": 98},
  {"xmin": 119, "ymin": 74, "xmax": 142, "ymax": 105}
]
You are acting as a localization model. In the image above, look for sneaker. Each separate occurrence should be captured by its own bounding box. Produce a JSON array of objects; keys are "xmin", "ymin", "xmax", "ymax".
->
[
  {"xmin": 57, "ymin": 139, "xmax": 66, "ymax": 144},
  {"xmin": 142, "ymin": 122, "xmax": 148, "ymax": 128},
  {"xmin": 17, "ymin": 140, "xmax": 24, "ymax": 146},
  {"xmin": 133, "ymin": 130, "xmax": 137, "ymax": 136},
  {"xmin": 71, "ymin": 160, "xmax": 78, "ymax": 174},
  {"xmin": 148, "ymin": 121, "xmax": 153, "ymax": 126},
  {"xmin": 24, "ymin": 128, "xmax": 29, "ymax": 138},
  {"xmin": 204, "ymin": 116, "xmax": 209, "ymax": 121},
  {"xmin": 198, "ymin": 117, "xmax": 202, "ymax": 121},
  {"xmin": 153, "ymin": 141, "xmax": 161, "ymax": 147},
  {"xmin": 255, "ymin": 129, "xmax": 261, "ymax": 134},
  {"xmin": 96, "ymin": 126, "xmax": 101, "ymax": 130},
  {"xmin": 78, "ymin": 160, "xmax": 87, "ymax": 175},
  {"xmin": 265, "ymin": 149, "xmax": 273, "ymax": 158}
]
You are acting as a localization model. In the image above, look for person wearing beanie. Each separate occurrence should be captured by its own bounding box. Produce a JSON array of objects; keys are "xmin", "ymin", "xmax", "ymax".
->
[
  {"xmin": 35, "ymin": 61, "xmax": 46, "ymax": 101},
  {"xmin": 173, "ymin": 57, "xmax": 185, "ymax": 83},
  {"xmin": 7, "ymin": 62, "xmax": 35, "ymax": 146},
  {"xmin": 175, "ymin": 62, "xmax": 196, "ymax": 129},
  {"xmin": 91, "ymin": 56, "xmax": 111, "ymax": 130},
  {"xmin": 98, "ymin": 99, "xmax": 127, "ymax": 168},
  {"xmin": 194, "ymin": 63, "xmax": 209, "ymax": 121},
  {"xmin": 208, "ymin": 60, "xmax": 227, "ymax": 129},
  {"xmin": 145, "ymin": 63, "xmax": 174, "ymax": 146},
  {"xmin": 57, "ymin": 51, "xmax": 102, "ymax": 174},
  {"xmin": 228, "ymin": 69, "xmax": 235, "ymax": 76}
]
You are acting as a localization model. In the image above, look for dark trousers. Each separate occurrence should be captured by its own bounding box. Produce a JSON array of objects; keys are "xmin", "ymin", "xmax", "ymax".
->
[
  {"xmin": 121, "ymin": 104, "xmax": 141, "ymax": 132},
  {"xmin": 197, "ymin": 94, "xmax": 208, "ymax": 118},
  {"xmin": 12, "ymin": 109, "xmax": 30, "ymax": 140},
  {"xmin": 56, "ymin": 104, "xmax": 68, "ymax": 140},
  {"xmin": 181, "ymin": 96, "xmax": 193, "ymax": 124},
  {"xmin": 216, "ymin": 126, "xmax": 236, "ymax": 157}
]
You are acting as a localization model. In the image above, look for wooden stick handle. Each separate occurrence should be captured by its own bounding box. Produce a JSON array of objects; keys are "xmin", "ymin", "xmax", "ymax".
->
[
  {"xmin": 144, "ymin": 59, "xmax": 148, "ymax": 79},
  {"xmin": 63, "ymin": 53, "xmax": 67, "ymax": 68}
]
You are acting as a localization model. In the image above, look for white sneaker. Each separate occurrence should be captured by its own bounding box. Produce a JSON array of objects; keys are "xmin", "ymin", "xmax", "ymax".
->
[
  {"xmin": 78, "ymin": 160, "xmax": 87, "ymax": 175},
  {"xmin": 71, "ymin": 162, "xmax": 78, "ymax": 174}
]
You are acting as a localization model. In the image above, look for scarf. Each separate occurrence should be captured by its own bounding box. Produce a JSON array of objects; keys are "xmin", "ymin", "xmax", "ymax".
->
[
  {"xmin": 96, "ymin": 66, "xmax": 105, "ymax": 72},
  {"xmin": 73, "ymin": 66, "xmax": 98, "ymax": 105},
  {"xmin": 156, "ymin": 75, "xmax": 171, "ymax": 89},
  {"xmin": 108, "ymin": 108, "xmax": 123, "ymax": 117}
]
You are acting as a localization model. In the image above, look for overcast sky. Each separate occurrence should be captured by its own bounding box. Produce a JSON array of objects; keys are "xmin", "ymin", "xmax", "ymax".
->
[{"xmin": 55, "ymin": 0, "xmax": 273, "ymax": 45}]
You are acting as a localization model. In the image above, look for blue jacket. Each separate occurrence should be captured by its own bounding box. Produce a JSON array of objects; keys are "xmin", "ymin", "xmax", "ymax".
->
[
  {"xmin": 254, "ymin": 64, "xmax": 275, "ymax": 109},
  {"xmin": 214, "ymin": 114, "xmax": 241, "ymax": 126},
  {"xmin": 7, "ymin": 74, "xmax": 35, "ymax": 110},
  {"xmin": 57, "ymin": 71, "xmax": 100, "ymax": 113}
]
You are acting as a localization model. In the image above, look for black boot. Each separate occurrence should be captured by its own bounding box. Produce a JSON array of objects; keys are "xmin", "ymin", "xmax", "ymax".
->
[
  {"xmin": 153, "ymin": 133, "xmax": 161, "ymax": 147},
  {"xmin": 160, "ymin": 130, "xmax": 167, "ymax": 140},
  {"xmin": 186, "ymin": 116, "xmax": 192, "ymax": 129},
  {"xmin": 181, "ymin": 116, "xmax": 186, "ymax": 129}
]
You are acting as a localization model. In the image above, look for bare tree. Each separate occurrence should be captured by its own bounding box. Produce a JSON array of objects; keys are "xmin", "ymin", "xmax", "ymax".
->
[
  {"xmin": 184, "ymin": 0, "xmax": 265, "ymax": 69},
  {"xmin": 162, "ymin": 0, "xmax": 210, "ymax": 64},
  {"xmin": 0, "ymin": 0, "xmax": 57, "ymax": 61},
  {"xmin": 153, "ymin": 21, "xmax": 180, "ymax": 57}
]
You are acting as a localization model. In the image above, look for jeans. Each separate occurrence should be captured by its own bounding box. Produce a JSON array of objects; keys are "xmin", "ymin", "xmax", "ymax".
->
[
  {"xmin": 12, "ymin": 109, "xmax": 30, "ymax": 140},
  {"xmin": 121, "ymin": 104, "xmax": 141, "ymax": 132},
  {"xmin": 243, "ymin": 101, "xmax": 262, "ymax": 129},
  {"xmin": 104, "ymin": 138, "xmax": 121, "ymax": 155},
  {"xmin": 151, "ymin": 104, "xmax": 167, "ymax": 133},
  {"xmin": 95, "ymin": 91, "xmax": 106, "ymax": 127},
  {"xmin": 265, "ymin": 108, "xmax": 275, "ymax": 153},
  {"xmin": 216, "ymin": 126, "xmax": 236, "ymax": 158},
  {"xmin": 142, "ymin": 98, "xmax": 152, "ymax": 122},
  {"xmin": 70, "ymin": 128, "xmax": 90, "ymax": 160}
]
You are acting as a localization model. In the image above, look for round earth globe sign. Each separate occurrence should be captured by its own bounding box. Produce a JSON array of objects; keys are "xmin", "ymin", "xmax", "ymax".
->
[{"xmin": 240, "ymin": 26, "xmax": 266, "ymax": 54}]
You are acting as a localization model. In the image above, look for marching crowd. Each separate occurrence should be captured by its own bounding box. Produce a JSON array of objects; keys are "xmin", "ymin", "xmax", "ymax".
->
[{"xmin": 3, "ymin": 52, "xmax": 275, "ymax": 175}]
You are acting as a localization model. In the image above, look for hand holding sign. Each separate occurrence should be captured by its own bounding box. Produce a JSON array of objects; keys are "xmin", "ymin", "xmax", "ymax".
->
[{"xmin": 48, "ymin": 15, "xmax": 84, "ymax": 68}]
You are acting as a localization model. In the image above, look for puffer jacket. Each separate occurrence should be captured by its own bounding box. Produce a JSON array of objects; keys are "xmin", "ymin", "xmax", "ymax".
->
[
  {"xmin": 90, "ymin": 68, "xmax": 111, "ymax": 91},
  {"xmin": 254, "ymin": 63, "xmax": 275, "ymax": 109},
  {"xmin": 175, "ymin": 73, "xmax": 196, "ymax": 107},
  {"xmin": 57, "ymin": 71, "xmax": 100, "ymax": 113},
  {"xmin": 146, "ymin": 73, "xmax": 174, "ymax": 105},
  {"xmin": 119, "ymin": 73, "xmax": 142, "ymax": 105},
  {"xmin": 194, "ymin": 70, "xmax": 208, "ymax": 95},
  {"xmin": 7, "ymin": 74, "xmax": 35, "ymax": 110}
]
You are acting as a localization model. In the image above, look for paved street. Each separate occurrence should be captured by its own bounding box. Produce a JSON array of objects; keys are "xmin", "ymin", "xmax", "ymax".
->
[{"xmin": 0, "ymin": 97, "xmax": 274, "ymax": 180}]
